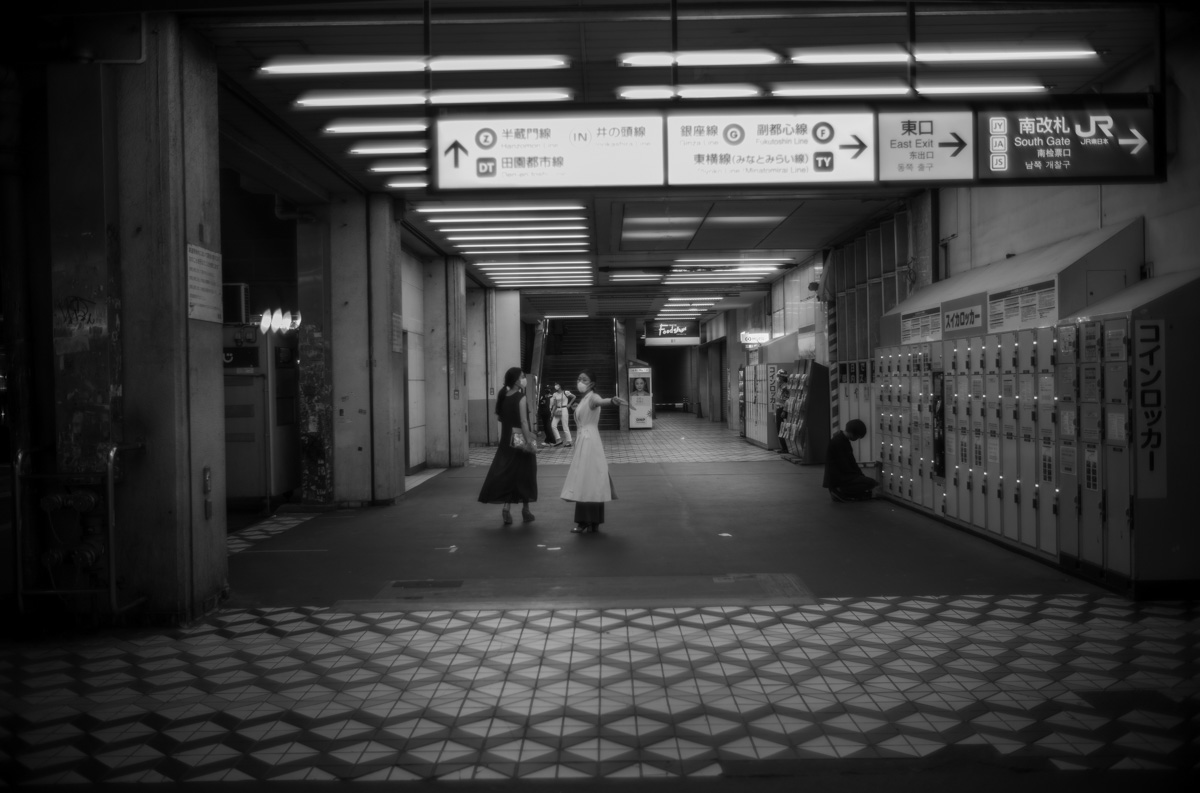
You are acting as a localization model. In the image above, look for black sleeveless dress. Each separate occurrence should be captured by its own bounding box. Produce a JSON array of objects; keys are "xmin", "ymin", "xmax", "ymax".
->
[{"xmin": 477, "ymin": 391, "xmax": 538, "ymax": 504}]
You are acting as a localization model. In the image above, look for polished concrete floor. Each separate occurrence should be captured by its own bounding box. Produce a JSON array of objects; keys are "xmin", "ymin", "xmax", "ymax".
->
[{"xmin": 2, "ymin": 414, "xmax": 1196, "ymax": 789}]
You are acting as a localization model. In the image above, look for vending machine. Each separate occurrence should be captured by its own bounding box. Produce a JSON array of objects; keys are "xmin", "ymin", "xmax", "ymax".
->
[
  {"xmin": 223, "ymin": 323, "xmax": 300, "ymax": 509},
  {"xmin": 628, "ymin": 365, "xmax": 653, "ymax": 429}
]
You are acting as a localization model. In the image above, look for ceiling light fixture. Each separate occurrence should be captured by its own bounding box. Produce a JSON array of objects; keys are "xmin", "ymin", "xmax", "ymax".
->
[
  {"xmin": 297, "ymin": 91, "xmax": 427, "ymax": 108},
  {"xmin": 676, "ymin": 84, "xmax": 761, "ymax": 99},
  {"xmin": 448, "ymin": 234, "xmax": 588, "ymax": 241},
  {"xmin": 456, "ymin": 226, "xmax": 587, "ymax": 233},
  {"xmin": 428, "ymin": 216, "xmax": 587, "ymax": 224},
  {"xmin": 789, "ymin": 45, "xmax": 910, "ymax": 65},
  {"xmin": 619, "ymin": 50, "xmax": 781, "ymax": 67},
  {"xmin": 264, "ymin": 54, "xmax": 569, "ymax": 75},
  {"xmin": 370, "ymin": 162, "xmax": 428, "ymax": 173},
  {"xmin": 676, "ymin": 257, "xmax": 790, "ymax": 263},
  {"xmin": 417, "ymin": 205, "xmax": 585, "ymax": 213},
  {"xmin": 429, "ymin": 88, "xmax": 573, "ymax": 104},
  {"xmin": 475, "ymin": 260, "xmax": 592, "ymax": 266},
  {"xmin": 324, "ymin": 120, "xmax": 428, "ymax": 134},
  {"xmin": 350, "ymin": 144, "xmax": 428, "ymax": 155},
  {"xmin": 430, "ymin": 55, "xmax": 569, "ymax": 71},
  {"xmin": 914, "ymin": 45, "xmax": 1096, "ymax": 63},
  {"xmin": 771, "ymin": 81, "xmax": 912, "ymax": 98},
  {"xmin": 618, "ymin": 86, "xmax": 676, "ymax": 100},
  {"xmin": 385, "ymin": 179, "xmax": 429, "ymax": 189},
  {"xmin": 915, "ymin": 82, "xmax": 1047, "ymax": 95},
  {"xmin": 461, "ymin": 248, "xmax": 590, "ymax": 255}
]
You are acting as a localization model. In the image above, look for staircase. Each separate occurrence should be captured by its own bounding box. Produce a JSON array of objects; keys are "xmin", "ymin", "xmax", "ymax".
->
[{"xmin": 542, "ymin": 319, "xmax": 620, "ymax": 431}]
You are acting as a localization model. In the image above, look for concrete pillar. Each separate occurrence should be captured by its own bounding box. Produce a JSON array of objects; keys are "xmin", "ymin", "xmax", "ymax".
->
[
  {"xmin": 368, "ymin": 195, "xmax": 405, "ymax": 503},
  {"xmin": 424, "ymin": 257, "xmax": 468, "ymax": 467},
  {"xmin": 296, "ymin": 209, "xmax": 334, "ymax": 503},
  {"xmin": 328, "ymin": 195, "xmax": 373, "ymax": 503},
  {"xmin": 107, "ymin": 16, "xmax": 225, "ymax": 621},
  {"xmin": 466, "ymin": 289, "xmax": 491, "ymax": 445}
]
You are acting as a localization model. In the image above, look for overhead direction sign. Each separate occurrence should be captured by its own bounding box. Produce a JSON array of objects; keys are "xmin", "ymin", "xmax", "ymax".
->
[
  {"xmin": 434, "ymin": 113, "xmax": 665, "ymax": 189},
  {"xmin": 978, "ymin": 104, "xmax": 1155, "ymax": 181},
  {"xmin": 666, "ymin": 111, "xmax": 875, "ymax": 185},
  {"xmin": 878, "ymin": 111, "xmax": 974, "ymax": 182}
]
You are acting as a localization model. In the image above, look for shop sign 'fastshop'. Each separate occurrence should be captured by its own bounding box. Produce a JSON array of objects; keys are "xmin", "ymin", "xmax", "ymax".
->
[{"xmin": 645, "ymin": 320, "xmax": 699, "ymax": 347}]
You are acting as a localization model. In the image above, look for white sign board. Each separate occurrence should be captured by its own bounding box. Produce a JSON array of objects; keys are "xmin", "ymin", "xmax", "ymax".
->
[
  {"xmin": 435, "ymin": 113, "xmax": 665, "ymax": 189},
  {"xmin": 900, "ymin": 307, "xmax": 943, "ymax": 344},
  {"xmin": 878, "ymin": 111, "xmax": 974, "ymax": 181},
  {"xmin": 666, "ymin": 111, "xmax": 876, "ymax": 185},
  {"xmin": 186, "ymin": 244, "xmax": 223, "ymax": 323},
  {"xmin": 987, "ymin": 279, "xmax": 1057, "ymax": 333}
]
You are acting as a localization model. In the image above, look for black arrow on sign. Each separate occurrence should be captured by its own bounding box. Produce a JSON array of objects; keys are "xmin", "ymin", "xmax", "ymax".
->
[
  {"xmin": 938, "ymin": 132, "xmax": 967, "ymax": 157},
  {"xmin": 838, "ymin": 134, "xmax": 867, "ymax": 159},
  {"xmin": 444, "ymin": 140, "xmax": 469, "ymax": 167}
]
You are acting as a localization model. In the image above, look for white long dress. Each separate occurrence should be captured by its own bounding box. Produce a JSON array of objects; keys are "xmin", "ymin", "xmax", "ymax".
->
[{"xmin": 559, "ymin": 391, "xmax": 617, "ymax": 503}]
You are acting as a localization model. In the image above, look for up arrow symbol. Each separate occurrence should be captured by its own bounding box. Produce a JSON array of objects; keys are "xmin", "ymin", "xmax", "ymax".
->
[
  {"xmin": 444, "ymin": 140, "xmax": 469, "ymax": 167},
  {"xmin": 1117, "ymin": 128, "xmax": 1147, "ymax": 155}
]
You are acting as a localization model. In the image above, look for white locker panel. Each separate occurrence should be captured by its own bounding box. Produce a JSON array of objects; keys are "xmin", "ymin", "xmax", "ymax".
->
[
  {"xmin": 1037, "ymin": 404, "xmax": 1058, "ymax": 555},
  {"xmin": 1018, "ymin": 373, "xmax": 1039, "ymax": 549},
  {"xmin": 985, "ymin": 372, "xmax": 1004, "ymax": 535},
  {"xmin": 1001, "ymin": 373, "xmax": 1021, "ymax": 541},
  {"xmin": 969, "ymin": 369, "xmax": 987, "ymax": 530}
]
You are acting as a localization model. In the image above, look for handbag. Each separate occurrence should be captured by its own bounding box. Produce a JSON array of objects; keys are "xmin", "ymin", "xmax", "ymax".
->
[{"xmin": 509, "ymin": 428, "xmax": 535, "ymax": 453}]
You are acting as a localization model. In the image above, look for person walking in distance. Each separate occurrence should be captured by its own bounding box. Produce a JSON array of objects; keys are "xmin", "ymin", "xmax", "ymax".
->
[
  {"xmin": 823, "ymin": 418, "xmax": 878, "ymax": 502},
  {"xmin": 477, "ymin": 367, "xmax": 538, "ymax": 524},
  {"xmin": 560, "ymin": 370, "xmax": 627, "ymax": 533},
  {"xmin": 549, "ymin": 382, "xmax": 576, "ymax": 447}
]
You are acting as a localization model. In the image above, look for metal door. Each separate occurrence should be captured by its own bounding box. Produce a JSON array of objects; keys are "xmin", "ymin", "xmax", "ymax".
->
[
  {"xmin": 1103, "ymin": 317, "xmax": 1132, "ymax": 578},
  {"xmin": 1001, "ymin": 373, "xmax": 1021, "ymax": 541},
  {"xmin": 1037, "ymin": 403, "xmax": 1058, "ymax": 555}
]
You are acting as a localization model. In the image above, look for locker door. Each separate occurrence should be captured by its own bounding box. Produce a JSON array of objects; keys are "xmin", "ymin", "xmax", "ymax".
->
[
  {"xmin": 1037, "ymin": 401, "xmax": 1058, "ymax": 555},
  {"xmin": 1001, "ymin": 333, "xmax": 1018, "ymax": 377},
  {"xmin": 969, "ymin": 369, "xmax": 987, "ymax": 530},
  {"xmin": 1055, "ymin": 325, "xmax": 1079, "ymax": 561},
  {"xmin": 920, "ymin": 373, "xmax": 935, "ymax": 509},
  {"xmin": 1017, "ymin": 373, "xmax": 1038, "ymax": 548},
  {"xmin": 985, "ymin": 373, "xmax": 1004, "ymax": 535},
  {"xmin": 860, "ymin": 360, "xmax": 873, "ymax": 463},
  {"xmin": 1036, "ymin": 327, "xmax": 1055, "ymax": 373},
  {"xmin": 1078, "ymin": 402, "xmax": 1105, "ymax": 568},
  {"xmin": 1017, "ymin": 330, "xmax": 1036, "ymax": 375},
  {"xmin": 1103, "ymin": 318, "xmax": 1132, "ymax": 578},
  {"xmin": 944, "ymin": 371, "xmax": 960, "ymax": 519},
  {"xmin": 1001, "ymin": 373, "xmax": 1020, "ymax": 541}
]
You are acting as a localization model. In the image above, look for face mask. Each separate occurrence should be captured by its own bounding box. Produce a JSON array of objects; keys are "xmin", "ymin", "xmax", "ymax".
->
[{"xmin": 577, "ymin": 380, "xmax": 588, "ymax": 391}]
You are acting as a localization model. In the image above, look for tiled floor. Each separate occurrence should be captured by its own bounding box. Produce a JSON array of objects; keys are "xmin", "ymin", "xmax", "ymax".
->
[
  {"xmin": 6, "ymin": 413, "xmax": 1198, "ymax": 786},
  {"xmin": 469, "ymin": 413, "xmax": 782, "ymax": 467},
  {"xmin": 3, "ymin": 596, "xmax": 1197, "ymax": 785}
]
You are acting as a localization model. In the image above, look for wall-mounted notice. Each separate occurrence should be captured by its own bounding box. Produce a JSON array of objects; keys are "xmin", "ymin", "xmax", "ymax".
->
[
  {"xmin": 987, "ymin": 280, "xmax": 1057, "ymax": 333},
  {"xmin": 666, "ymin": 111, "xmax": 875, "ymax": 185},
  {"xmin": 900, "ymin": 307, "xmax": 942, "ymax": 344},
  {"xmin": 187, "ymin": 244, "xmax": 223, "ymax": 323},
  {"xmin": 435, "ymin": 113, "xmax": 665, "ymax": 189}
]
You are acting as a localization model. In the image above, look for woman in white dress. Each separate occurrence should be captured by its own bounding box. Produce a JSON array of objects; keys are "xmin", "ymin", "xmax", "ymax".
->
[{"xmin": 560, "ymin": 370, "xmax": 627, "ymax": 533}]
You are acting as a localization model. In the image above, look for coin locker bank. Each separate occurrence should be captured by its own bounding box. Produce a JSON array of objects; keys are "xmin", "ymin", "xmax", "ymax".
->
[{"xmin": 874, "ymin": 217, "xmax": 1196, "ymax": 596}]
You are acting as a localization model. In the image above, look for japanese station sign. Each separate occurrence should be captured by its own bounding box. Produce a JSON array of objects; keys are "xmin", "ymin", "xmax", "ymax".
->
[
  {"xmin": 978, "ymin": 104, "xmax": 1155, "ymax": 181},
  {"xmin": 435, "ymin": 112, "xmax": 664, "ymax": 189},
  {"xmin": 432, "ymin": 96, "xmax": 1159, "ymax": 190},
  {"xmin": 665, "ymin": 111, "xmax": 875, "ymax": 185}
]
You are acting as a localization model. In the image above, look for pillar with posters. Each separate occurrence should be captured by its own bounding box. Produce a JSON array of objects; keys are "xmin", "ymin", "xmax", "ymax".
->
[{"xmin": 628, "ymin": 366, "xmax": 653, "ymax": 429}]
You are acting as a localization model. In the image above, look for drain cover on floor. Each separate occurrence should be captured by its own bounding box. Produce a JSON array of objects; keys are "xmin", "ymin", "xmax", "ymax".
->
[{"xmin": 336, "ymin": 573, "xmax": 814, "ymax": 611}]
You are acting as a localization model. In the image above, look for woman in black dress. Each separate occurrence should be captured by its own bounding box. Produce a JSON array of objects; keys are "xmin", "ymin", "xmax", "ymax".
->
[{"xmin": 477, "ymin": 367, "xmax": 538, "ymax": 524}]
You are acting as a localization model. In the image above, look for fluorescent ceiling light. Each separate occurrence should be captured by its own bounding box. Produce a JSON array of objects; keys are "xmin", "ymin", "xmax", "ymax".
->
[
  {"xmin": 385, "ymin": 180, "xmax": 429, "ymax": 189},
  {"xmin": 454, "ymin": 226, "xmax": 587, "ymax": 233},
  {"xmin": 448, "ymin": 234, "xmax": 587, "ymax": 241},
  {"xmin": 676, "ymin": 257, "xmax": 789, "ymax": 263},
  {"xmin": 915, "ymin": 83, "xmax": 1047, "ymax": 95},
  {"xmin": 429, "ymin": 216, "xmax": 587, "ymax": 224},
  {"xmin": 370, "ymin": 162, "xmax": 428, "ymax": 173},
  {"xmin": 623, "ymin": 230, "xmax": 696, "ymax": 240},
  {"xmin": 461, "ymin": 242, "xmax": 588, "ymax": 248},
  {"xmin": 619, "ymin": 50, "xmax": 780, "ymax": 67},
  {"xmin": 790, "ymin": 45, "xmax": 909, "ymax": 65},
  {"xmin": 262, "ymin": 56, "xmax": 426, "ymax": 75},
  {"xmin": 297, "ymin": 91, "xmax": 426, "ymax": 107},
  {"xmin": 462, "ymin": 248, "xmax": 589, "ymax": 255},
  {"xmin": 264, "ymin": 55, "xmax": 569, "ymax": 74},
  {"xmin": 705, "ymin": 216, "xmax": 786, "ymax": 225},
  {"xmin": 324, "ymin": 120, "xmax": 428, "ymax": 134},
  {"xmin": 475, "ymin": 260, "xmax": 591, "ymax": 266},
  {"xmin": 771, "ymin": 81, "xmax": 911, "ymax": 97},
  {"xmin": 417, "ymin": 205, "xmax": 585, "ymax": 213},
  {"xmin": 618, "ymin": 86, "xmax": 676, "ymax": 100},
  {"xmin": 610, "ymin": 275, "xmax": 662, "ymax": 280},
  {"xmin": 668, "ymin": 296, "xmax": 722, "ymax": 301},
  {"xmin": 546, "ymin": 315, "xmax": 589, "ymax": 319},
  {"xmin": 430, "ymin": 55, "xmax": 569, "ymax": 71},
  {"xmin": 624, "ymin": 217, "xmax": 704, "ymax": 226},
  {"xmin": 479, "ymin": 267, "xmax": 592, "ymax": 273},
  {"xmin": 429, "ymin": 88, "xmax": 573, "ymax": 104},
  {"xmin": 351, "ymin": 144, "xmax": 428, "ymax": 155},
  {"xmin": 677, "ymin": 84, "xmax": 760, "ymax": 99},
  {"xmin": 914, "ymin": 45, "xmax": 1096, "ymax": 63}
]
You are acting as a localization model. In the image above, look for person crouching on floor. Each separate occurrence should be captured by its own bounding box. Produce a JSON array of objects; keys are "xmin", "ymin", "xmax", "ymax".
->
[{"xmin": 823, "ymin": 418, "xmax": 878, "ymax": 502}]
